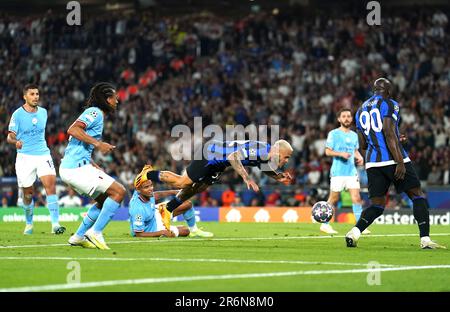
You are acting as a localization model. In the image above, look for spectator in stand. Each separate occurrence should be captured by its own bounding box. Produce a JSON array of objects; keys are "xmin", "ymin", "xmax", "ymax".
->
[{"xmin": 58, "ymin": 188, "xmax": 83, "ymax": 208}]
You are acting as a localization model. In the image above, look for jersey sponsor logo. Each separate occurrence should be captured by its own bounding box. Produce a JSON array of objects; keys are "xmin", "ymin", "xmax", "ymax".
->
[{"xmin": 90, "ymin": 110, "xmax": 98, "ymax": 118}]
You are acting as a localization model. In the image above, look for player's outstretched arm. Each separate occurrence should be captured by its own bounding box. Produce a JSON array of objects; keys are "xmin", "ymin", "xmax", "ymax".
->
[
  {"xmin": 6, "ymin": 132, "xmax": 22, "ymax": 149},
  {"xmin": 134, "ymin": 230, "xmax": 175, "ymax": 238},
  {"xmin": 67, "ymin": 121, "xmax": 115, "ymax": 154},
  {"xmin": 383, "ymin": 118, "xmax": 406, "ymax": 180},
  {"xmin": 227, "ymin": 151, "xmax": 259, "ymax": 192}
]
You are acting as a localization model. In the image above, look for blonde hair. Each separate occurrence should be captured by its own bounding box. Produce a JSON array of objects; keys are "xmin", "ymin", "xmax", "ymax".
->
[{"xmin": 274, "ymin": 140, "xmax": 293, "ymax": 152}]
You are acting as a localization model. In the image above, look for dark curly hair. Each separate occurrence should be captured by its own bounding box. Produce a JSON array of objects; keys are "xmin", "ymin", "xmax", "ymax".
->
[{"xmin": 85, "ymin": 82, "xmax": 116, "ymax": 113}]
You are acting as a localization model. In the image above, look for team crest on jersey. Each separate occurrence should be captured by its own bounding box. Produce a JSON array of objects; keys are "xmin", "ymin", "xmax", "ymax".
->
[
  {"xmin": 249, "ymin": 148, "xmax": 257, "ymax": 157},
  {"xmin": 394, "ymin": 105, "xmax": 399, "ymax": 112},
  {"xmin": 32, "ymin": 117, "xmax": 38, "ymax": 125},
  {"xmin": 345, "ymin": 137, "xmax": 351, "ymax": 143}
]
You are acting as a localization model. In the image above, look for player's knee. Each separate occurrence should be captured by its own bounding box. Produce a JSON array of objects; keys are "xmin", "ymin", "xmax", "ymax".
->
[
  {"xmin": 406, "ymin": 187, "xmax": 424, "ymax": 200},
  {"xmin": 115, "ymin": 184, "xmax": 126, "ymax": 200},
  {"xmin": 351, "ymin": 195, "xmax": 362, "ymax": 204},
  {"xmin": 371, "ymin": 197, "xmax": 386, "ymax": 207}
]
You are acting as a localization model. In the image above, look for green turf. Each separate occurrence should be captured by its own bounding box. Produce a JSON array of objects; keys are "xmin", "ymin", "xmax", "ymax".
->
[{"xmin": 0, "ymin": 222, "xmax": 449, "ymax": 291}]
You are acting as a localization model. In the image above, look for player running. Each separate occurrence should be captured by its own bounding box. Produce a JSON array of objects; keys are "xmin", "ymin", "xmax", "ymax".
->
[
  {"xmin": 7, "ymin": 84, "xmax": 65, "ymax": 235},
  {"xmin": 60, "ymin": 82, "xmax": 126, "ymax": 250},
  {"xmin": 320, "ymin": 108, "xmax": 367, "ymax": 235},
  {"xmin": 346, "ymin": 78, "xmax": 446, "ymax": 249},
  {"xmin": 140, "ymin": 139, "xmax": 293, "ymax": 230},
  {"xmin": 129, "ymin": 168, "xmax": 213, "ymax": 238}
]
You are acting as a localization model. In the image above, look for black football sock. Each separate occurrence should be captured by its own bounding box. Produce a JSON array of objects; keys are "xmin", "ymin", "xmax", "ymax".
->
[
  {"xmin": 412, "ymin": 197, "xmax": 430, "ymax": 238},
  {"xmin": 167, "ymin": 197, "xmax": 183, "ymax": 213},
  {"xmin": 355, "ymin": 205, "xmax": 384, "ymax": 232},
  {"xmin": 146, "ymin": 171, "xmax": 161, "ymax": 183}
]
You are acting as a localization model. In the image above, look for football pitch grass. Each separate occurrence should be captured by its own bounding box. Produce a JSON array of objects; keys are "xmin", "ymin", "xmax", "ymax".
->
[{"xmin": 0, "ymin": 222, "xmax": 449, "ymax": 292}]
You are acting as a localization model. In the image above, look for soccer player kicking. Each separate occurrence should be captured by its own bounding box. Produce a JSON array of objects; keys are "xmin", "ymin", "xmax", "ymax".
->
[
  {"xmin": 142, "ymin": 139, "xmax": 293, "ymax": 230},
  {"xmin": 129, "ymin": 168, "xmax": 213, "ymax": 238},
  {"xmin": 320, "ymin": 108, "xmax": 367, "ymax": 235},
  {"xmin": 346, "ymin": 78, "xmax": 445, "ymax": 249},
  {"xmin": 7, "ymin": 84, "xmax": 65, "ymax": 235},
  {"xmin": 60, "ymin": 82, "xmax": 126, "ymax": 250}
]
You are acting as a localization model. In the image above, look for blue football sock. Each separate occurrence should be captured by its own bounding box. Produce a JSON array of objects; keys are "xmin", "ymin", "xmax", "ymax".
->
[
  {"xmin": 183, "ymin": 208, "xmax": 196, "ymax": 228},
  {"xmin": 92, "ymin": 197, "xmax": 120, "ymax": 232},
  {"xmin": 46, "ymin": 194, "xmax": 60, "ymax": 226},
  {"xmin": 352, "ymin": 203, "xmax": 363, "ymax": 222},
  {"xmin": 22, "ymin": 200, "xmax": 34, "ymax": 225},
  {"xmin": 76, "ymin": 203, "xmax": 101, "ymax": 237}
]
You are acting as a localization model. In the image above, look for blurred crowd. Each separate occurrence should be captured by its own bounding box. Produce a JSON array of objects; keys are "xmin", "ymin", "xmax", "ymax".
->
[{"xmin": 0, "ymin": 8, "xmax": 449, "ymax": 208}]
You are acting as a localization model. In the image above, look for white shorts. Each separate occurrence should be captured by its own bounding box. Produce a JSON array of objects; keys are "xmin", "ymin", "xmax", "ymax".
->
[
  {"xmin": 154, "ymin": 208, "xmax": 179, "ymax": 237},
  {"xmin": 59, "ymin": 164, "xmax": 115, "ymax": 199},
  {"xmin": 15, "ymin": 153, "xmax": 56, "ymax": 188},
  {"xmin": 330, "ymin": 176, "xmax": 360, "ymax": 193}
]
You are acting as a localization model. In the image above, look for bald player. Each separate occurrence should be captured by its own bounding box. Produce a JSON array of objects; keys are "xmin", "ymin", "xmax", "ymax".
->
[{"xmin": 140, "ymin": 140, "xmax": 294, "ymax": 229}]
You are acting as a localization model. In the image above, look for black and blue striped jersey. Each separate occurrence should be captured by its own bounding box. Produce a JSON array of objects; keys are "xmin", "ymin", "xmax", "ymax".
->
[
  {"xmin": 205, "ymin": 140, "xmax": 271, "ymax": 168},
  {"xmin": 356, "ymin": 95, "xmax": 410, "ymax": 169}
]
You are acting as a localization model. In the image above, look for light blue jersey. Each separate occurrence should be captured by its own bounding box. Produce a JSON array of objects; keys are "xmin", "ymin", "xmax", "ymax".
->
[
  {"xmin": 326, "ymin": 128, "xmax": 359, "ymax": 177},
  {"xmin": 60, "ymin": 107, "xmax": 104, "ymax": 169},
  {"xmin": 129, "ymin": 191, "xmax": 157, "ymax": 236},
  {"xmin": 8, "ymin": 106, "xmax": 50, "ymax": 155}
]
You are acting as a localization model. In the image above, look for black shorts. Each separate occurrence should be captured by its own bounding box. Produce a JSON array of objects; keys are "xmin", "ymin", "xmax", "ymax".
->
[
  {"xmin": 186, "ymin": 159, "xmax": 226, "ymax": 185},
  {"xmin": 367, "ymin": 162, "xmax": 421, "ymax": 198}
]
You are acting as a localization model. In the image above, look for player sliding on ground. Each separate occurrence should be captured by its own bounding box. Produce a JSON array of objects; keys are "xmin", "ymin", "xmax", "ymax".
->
[
  {"xmin": 140, "ymin": 139, "xmax": 293, "ymax": 230},
  {"xmin": 129, "ymin": 169, "xmax": 213, "ymax": 238},
  {"xmin": 346, "ymin": 78, "xmax": 446, "ymax": 249},
  {"xmin": 60, "ymin": 82, "xmax": 127, "ymax": 250},
  {"xmin": 320, "ymin": 108, "xmax": 368, "ymax": 235}
]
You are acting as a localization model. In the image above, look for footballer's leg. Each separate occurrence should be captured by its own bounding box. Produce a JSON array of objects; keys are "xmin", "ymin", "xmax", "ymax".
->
[
  {"xmin": 158, "ymin": 179, "xmax": 209, "ymax": 230},
  {"xmin": 85, "ymin": 181, "xmax": 126, "ymax": 250},
  {"xmin": 69, "ymin": 194, "xmax": 106, "ymax": 249},
  {"xmin": 40, "ymin": 174, "xmax": 65, "ymax": 234},
  {"xmin": 320, "ymin": 184, "xmax": 339, "ymax": 234},
  {"xmin": 346, "ymin": 167, "xmax": 389, "ymax": 247},
  {"xmin": 172, "ymin": 200, "xmax": 213, "ymax": 238},
  {"xmin": 22, "ymin": 186, "xmax": 34, "ymax": 235},
  {"xmin": 16, "ymin": 155, "xmax": 35, "ymax": 234},
  {"xmin": 406, "ymin": 187, "xmax": 446, "ymax": 249},
  {"xmin": 349, "ymin": 188, "xmax": 368, "ymax": 234}
]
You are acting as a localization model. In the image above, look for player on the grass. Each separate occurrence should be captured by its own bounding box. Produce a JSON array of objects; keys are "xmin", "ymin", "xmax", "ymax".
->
[
  {"xmin": 141, "ymin": 139, "xmax": 293, "ymax": 230},
  {"xmin": 7, "ymin": 84, "xmax": 65, "ymax": 235},
  {"xmin": 130, "ymin": 167, "xmax": 213, "ymax": 238},
  {"xmin": 60, "ymin": 82, "xmax": 126, "ymax": 250},
  {"xmin": 320, "ymin": 108, "xmax": 368, "ymax": 235},
  {"xmin": 346, "ymin": 78, "xmax": 446, "ymax": 249}
]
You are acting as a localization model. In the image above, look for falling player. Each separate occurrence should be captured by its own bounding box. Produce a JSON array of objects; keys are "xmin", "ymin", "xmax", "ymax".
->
[
  {"xmin": 346, "ymin": 78, "xmax": 445, "ymax": 249},
  {"xmin": 129, "ymin": 167, "xmax": 213, "ymax": 238},
  {"xmin": 140, "ymin": 139, "xmax": 293, "ymax": 230},
  {"xmin": 7, "ymin": 84, "xmax": 65, "ymax": 235},
  {"xmin": 60, "ymin": 82, "xmax": 126, "ymax": 250},
  {"xmin": 320, "ymin": 108, "xmax": 368, "ymax": 235}
]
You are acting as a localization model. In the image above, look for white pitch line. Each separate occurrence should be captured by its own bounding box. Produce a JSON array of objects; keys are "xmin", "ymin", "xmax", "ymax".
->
[
  {"xmin": 0, "ymin": 256, "xmax": 398, "ymax": 267},
  {"xmin": 2, "ymin": 264, "xmax": 450, "ymax": 292},
  {"xmin": 0, "ymin": 233, "xmax": 449, "ymax": 249}
]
